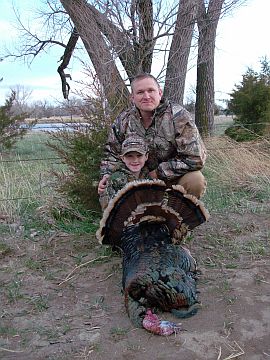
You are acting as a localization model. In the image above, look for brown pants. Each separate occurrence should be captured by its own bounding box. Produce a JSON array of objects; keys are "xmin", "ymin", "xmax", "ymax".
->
[{"xmin": 168, "ymin": 171, "xmax": 206, "ymax": 199}]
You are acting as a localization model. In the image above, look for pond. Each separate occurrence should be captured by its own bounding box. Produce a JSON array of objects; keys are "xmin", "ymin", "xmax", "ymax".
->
[{"xmin": 23, "ymin": 122, "xmax": 91, "ymax": 132}]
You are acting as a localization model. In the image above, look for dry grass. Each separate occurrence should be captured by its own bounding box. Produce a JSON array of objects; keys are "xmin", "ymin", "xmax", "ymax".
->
[
  {"xmin": 205, "ymin": 136, "xmax": 270, "ymax": 194},
  {"xmin": 0, "ymin": 133, "xmax": 269, "ymax": 359},
  {"xmin": 1, "ymin": 133, "xmax": 270, "ymax": 223}
]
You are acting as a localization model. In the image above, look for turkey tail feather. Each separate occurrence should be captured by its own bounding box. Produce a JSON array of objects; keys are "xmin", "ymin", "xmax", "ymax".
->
[{"xmin": 96, "ymin": 180, "xmax": 209, "ymax": 246}]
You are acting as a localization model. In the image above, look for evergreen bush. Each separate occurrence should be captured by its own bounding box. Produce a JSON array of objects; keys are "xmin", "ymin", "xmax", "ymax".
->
[
  {"xmin": 226, "ymin": 58, "xmax": 270, "ymax": 141},
  {"xmin": 0, "ymin": 91, "xmax": 32, "ymax": 151},
  {"xmin": 47, "ymin": 96, "xmax": 113, "ymax": 213}
]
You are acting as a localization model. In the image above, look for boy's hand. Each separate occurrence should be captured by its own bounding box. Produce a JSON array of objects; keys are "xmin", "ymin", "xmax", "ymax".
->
[{"xmin": 98, "ymin": 175, "xmax": 110, "ymax": 194}]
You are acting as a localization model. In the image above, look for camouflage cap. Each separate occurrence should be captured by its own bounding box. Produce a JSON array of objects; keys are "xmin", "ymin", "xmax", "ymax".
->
[{"xmin": 121, "ymin": 135, "xmax": 148, "ymax": 156}]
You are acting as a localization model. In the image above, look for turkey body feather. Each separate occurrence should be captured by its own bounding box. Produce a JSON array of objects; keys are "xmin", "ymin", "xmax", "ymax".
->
[{"xmin": 122, "ymin": 222, "xmax": 199, "ymax": 327}]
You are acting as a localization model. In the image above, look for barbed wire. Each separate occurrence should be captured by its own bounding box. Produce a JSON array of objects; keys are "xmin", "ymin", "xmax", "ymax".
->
[
  {"xmin": 0, "ymin": 157, "xmax": 61, "ymax": 163},
  {"xmin": 22, "ymin": 121, "xmax": 269, "ymax": 131},
  {"xmin": 0, "ymin": 122, "xmax": 269, "ymax": 202},
  {"xmin": 1, "ymin": 143, "xmax": 269, "ymax": 165},
  {"xmin": 0, "ymin": 196, "xmax": 37, "ymax": 202}
]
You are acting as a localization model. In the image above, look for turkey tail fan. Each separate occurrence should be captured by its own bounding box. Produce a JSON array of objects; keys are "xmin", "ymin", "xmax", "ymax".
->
[
  {"xmin": 167, "ymin": 185, "xmax": 210, "ymax": 229},
  {"xmin": 96, "ymin": 180, "xmax": 210, "ymax": 246},
  {"xmin": 96, "ymin": 179, "xmax": 167, "ymax": 246}
]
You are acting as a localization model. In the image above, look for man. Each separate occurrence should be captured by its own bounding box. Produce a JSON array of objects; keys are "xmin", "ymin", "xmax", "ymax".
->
[
  {"xmin": 99, "ymin": 134, "xmax": 150, "ymax": 210},
  {"xmin": 98, "ymin": 73, "xmax": 207, "ymax": 199}
]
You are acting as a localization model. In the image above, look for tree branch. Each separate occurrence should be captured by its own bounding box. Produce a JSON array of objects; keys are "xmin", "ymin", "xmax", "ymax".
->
[
  {"xmin": 57, "ymin": 27, "xmax": 79, "ymax": 99},
  {"xmin": 60, "ymin": 0, "xmax": 130, "ymax": 112},
  {"xmin": 86, "ymin": 4, "xmax": 137, "ymax": 79}
]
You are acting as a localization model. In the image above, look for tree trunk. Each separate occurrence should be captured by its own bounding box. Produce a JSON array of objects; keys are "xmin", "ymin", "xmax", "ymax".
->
[
  {"xmin": 60, "ymin": 0, "xmax": 130, "ymax": 113},
  {"xmin": 164, "ymin": 0, "xmax": 197, "ymax": 105},
  {"xmin": 60, "ymin": 0, "xmax": 155, "ymax": 107},
  {"xmin": 137, "ymin": 0, "xmax": 154, "ymax": 73},
  {"xmin": 195, "ymin": 0, "xmax": 224, "ymax": 136}
]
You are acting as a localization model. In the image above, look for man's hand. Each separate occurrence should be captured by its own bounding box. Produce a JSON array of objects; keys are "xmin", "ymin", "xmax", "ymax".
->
[
  {"xmin": 98, "ymin": 174, "xmax": 110, "ymax": 194},
  {"xmin": 149, "ymin": 170, "xmax": 158, "ymax": 179}
]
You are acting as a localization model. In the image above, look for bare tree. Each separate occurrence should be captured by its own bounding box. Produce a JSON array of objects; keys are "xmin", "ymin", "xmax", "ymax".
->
[
  {"xmin": 3, "ymin": 0, "xmax": 247, "ymax": 135},
  {"xmin": 9, "ymin": 84, "xmax": 33, "ymax": 116}
]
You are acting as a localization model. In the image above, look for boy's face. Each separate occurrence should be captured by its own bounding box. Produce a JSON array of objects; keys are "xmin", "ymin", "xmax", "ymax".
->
[{"xmin": 121, "ymin": 151, "xmax": 148, "ymax": 174}]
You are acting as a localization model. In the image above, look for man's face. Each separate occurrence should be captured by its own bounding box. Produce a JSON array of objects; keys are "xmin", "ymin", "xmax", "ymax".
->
[{"xmin": 131, "ymin": 78, "xmax": 162, "ymax": 112}]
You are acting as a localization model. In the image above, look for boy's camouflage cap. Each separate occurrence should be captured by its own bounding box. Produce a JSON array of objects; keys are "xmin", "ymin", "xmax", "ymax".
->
[{"xmin": 121, "ymin": 135, "xmax": 148, "ymax": 155}]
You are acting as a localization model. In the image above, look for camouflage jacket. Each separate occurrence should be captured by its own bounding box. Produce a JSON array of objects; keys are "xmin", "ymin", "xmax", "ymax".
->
[
  {"xmin": 100, "ymin": 99, "xmax": 207, "ymax": 181},
  {"xmin": 99, "ymin": 165, "xmax": 150, "ymax": 210}
]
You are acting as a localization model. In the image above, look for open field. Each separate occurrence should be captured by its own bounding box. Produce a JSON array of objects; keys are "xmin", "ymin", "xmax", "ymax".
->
[{"xmin": 0, "ymin": 130, "xmax": 270, "ymax": 360}]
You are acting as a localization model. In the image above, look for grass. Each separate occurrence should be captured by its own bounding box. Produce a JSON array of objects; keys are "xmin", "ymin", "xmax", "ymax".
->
[
  {"xmin": 1, "ymin": 128, "xmax": 269, "ymax": 229},
  {"xmin": 0, "ymin": 326, "xmax": 19, "ymax": 336},
  {"xmin": 0, "ymin": 242, "xmax": 12, "ymax": 256},
  {"xmin": 0, "ymin": 129, "xmax": 269, "ymax": 358},
  {"xmin": 24, "ymin": 258, "xmax": 45, "ymax": 271},
  {"xmin": 9, "ymin": 133, "xmax": 55, "ymax": 158},
  {"xmin": 0, "ymin": 132, "xmax": 66, "ymax": 225},
  {"xmin": 197, "ymin": 221, "xmax": 268, "ymax": 269},
  {"xmin": 0, "ymin": 132, "xmax": 101, "ymax": 240},
  {"xmin": 28, "ymin": 294, "xmax": 50, "ymax": 312},
  {"xmin": 212, "ymin": 115, "xmax": 234, "ymax": 136},
  {"xmin": 203, "ymin": 136, "xmax": 270, "ymax": 213},
  {"xmin": 110, "ymin": 327, "xmax": 129, "ymax": 341},
  {"xmin": 0, "ymin": 131, "xmax": 269, "ymax": 242},
  {"xmin": 0, "ymin": 132, "xmax": 269, "ymax": 279},
  {"xmin": 55, "ymin": 216, "xmax": 99, "ymax": 234},
  {"xmin": 0, "ymin": 131, "xmax": 269, "ymax": 275},
  {"xmin": 6, "ymin": 276, "xmax": 24, "ymax": 303}
]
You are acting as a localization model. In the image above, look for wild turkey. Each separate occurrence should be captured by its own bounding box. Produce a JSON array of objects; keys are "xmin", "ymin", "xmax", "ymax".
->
[{"xmin": 96, "ymin": 179, "xmax": 209, "ymax": 334}]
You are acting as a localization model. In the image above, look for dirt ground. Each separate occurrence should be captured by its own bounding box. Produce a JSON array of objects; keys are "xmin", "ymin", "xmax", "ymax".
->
[{"xmin": 0, "ymin": 200, "xmax": 270, "ymax": 360}]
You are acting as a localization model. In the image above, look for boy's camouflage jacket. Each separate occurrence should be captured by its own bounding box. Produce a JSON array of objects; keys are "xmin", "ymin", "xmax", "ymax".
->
[{"xmin": 100, "ymin": 99, "xmax": 207, "ymax": 181}]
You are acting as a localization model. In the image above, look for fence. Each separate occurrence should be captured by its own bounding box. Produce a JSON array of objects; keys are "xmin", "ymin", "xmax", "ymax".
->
[{"xmin": 0, "ymin": 118, "xmax": 269, "ymax": 208}]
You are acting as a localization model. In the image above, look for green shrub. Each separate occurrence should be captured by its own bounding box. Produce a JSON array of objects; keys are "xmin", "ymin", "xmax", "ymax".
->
[
  {"xmin": 224, "ymin": 125, "xmax": 259, "ymax": 142},
  {"xmin": 48, "ymin": 126, "xmax": 108, "ymax": 213},
  {"xmin": 0, "ymin": 91, "xmax": 32, "ymax": 151},
  {"xmin": 227, "ymin": 58, "xmax": 270, "ymax": 140},
  {"xmin": 47, "ymin": 96, "xmax": 113, "ymax": 212}
]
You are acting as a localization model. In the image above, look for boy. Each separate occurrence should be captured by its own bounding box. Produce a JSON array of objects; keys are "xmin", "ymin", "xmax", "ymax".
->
[{"xmin": 99, "ymin": 134, "xmax": 150, "ymax": 210}]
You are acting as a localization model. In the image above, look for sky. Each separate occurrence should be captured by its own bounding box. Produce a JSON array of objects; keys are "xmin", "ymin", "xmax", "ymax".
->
[{"xmin": 0, "ymin": 0, "xmax": 269, "ymax": 107}]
